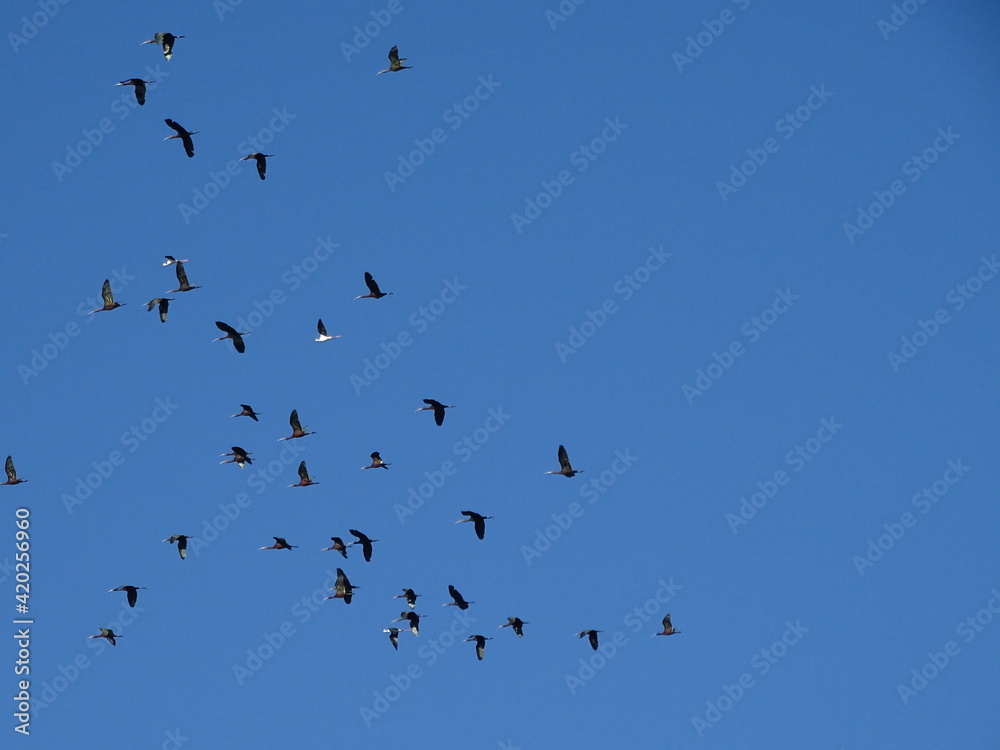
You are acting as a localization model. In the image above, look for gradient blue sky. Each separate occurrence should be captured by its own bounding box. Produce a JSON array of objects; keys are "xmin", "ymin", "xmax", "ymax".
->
[{"xmin": 3, "ymin": 1, "xmax": 1000, "ymax": 748}]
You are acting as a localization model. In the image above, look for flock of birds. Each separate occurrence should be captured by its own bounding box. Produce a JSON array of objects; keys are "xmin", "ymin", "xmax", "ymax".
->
[{"xmin": 11, "ymin": 33, "xmax": 684, "ymax": 668}]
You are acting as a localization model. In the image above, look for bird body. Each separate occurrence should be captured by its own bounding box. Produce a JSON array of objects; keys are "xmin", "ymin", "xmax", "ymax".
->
[
  {"xmin": 169, "ymin": 261, "xmax": 200, "ymax": 292},
  {"xmin": 3, "ymin": 456, "xmax": 27, "ymax": 485},
  {"xmin": 90, "ymin": 628, "xmax": 122, "ymax": 646},
  {"xmin": 240, "ymin": 153, "xmax": 272, "ymax": 180},
  {"xmin": 325, "ymin": 568, "xmax": 357, "ymax": 604},
  {"xmin": 289, "ymin": 460, "xmax": 318, "ymax": 487},
  {"xmin": 220, "ymin": 446, "xmax": 252, "ymax": 468},
  {"xmin": 577, "ymin": 630, "xmax": 602, "ymax": 650},
  {"xmin": 464, "ymin": 634, "xmax": 492, "ymax": 660},
  {"xmin": 393, "ymin": 611, "xmax": 422, "ymax": 635},
  {"xmin": 163, "ymin": 534, "xmax": 190, "ymax": 559},
  {"xmin": 259, "ymin": 536, "xmax": 297, "ymax": 550},
  {"xmin": 162, "ymin": 256, "xmax": 189, "ymax": 266},
  {"xmin": 547, "ymin": 445, "xmax": 583, "ymax": 477},
  {"xmin": 417, "ymin": 398, "xmax": 453, "ymax": 426},
  {"xmin": 322, "ymin": 537, "xmax": 349, "ymax": 558},
  {"xmin": 231, "ymin": 404, "xmax": 259, "ymax": 421},
  {"xmin": 444, "ymin": 584, "xmax": 473, "ymax": 610},
  {"xmin": 363, "ymin": 451, "xmax": 390, "ymax": 470},
  {"xmin": 378, "ymin": 45, "xmax": 412, "ymax": 74},
  {"xmin": 89, "ymin": 279, "xmax": 125, "ymax": 313},
  {"xmin": 109, "ymin": 585, "xmax": 146, "ymax": 608},
  {"xmin": 500, "ymin": 617, "xmax": 528, "ymax": 638},
  {"xmin": 394, "ymin": 588, "xmax": 420, "ymax": 609},
  {"xmin": 348, "ymin": 529, "xmax": 379, "ymax": 562},
  {"xmin": 315, "ymin": 318, "xmax": 341, "ymax": 342},
  {"xmin": 383, "ymin": 627, "xmax": 406, "ymax": 650},
  {"xmin": 355, "ymin": 271, "xmax": 393, "ymax": 299},
  {"xmin": 145, "ymin": 298, "xmax": 173, "ymax": 323},
  {"xmin": 116, "ymin": 79, "xmax": 153, "ymax": 105},
  {"xmin": 278, "ymin": 409, "xmax": 315, "ymax": 440},
  {"xmin": 164, "ymin": 118, "xmax": 197, "ymax": 157},
  {"xmin": 654, "ymin": 613, "xmax": 682, "ymax": 637},
  {"xmin": 456, "ymin": 510, "xmax": 492, "ymax": 540},
  {"xmin": 213, "ymin": 321, "xmax": 249, "ymax": 353},
  {"xmin": 143, "ymin": 32, "xmax": 184, "ymax": 61}
]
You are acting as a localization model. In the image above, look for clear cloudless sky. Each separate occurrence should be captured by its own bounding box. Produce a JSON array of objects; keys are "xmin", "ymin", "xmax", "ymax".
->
[{"xmin": 3, "ymin": 1, "xmax": 1000, "ymax": 748}]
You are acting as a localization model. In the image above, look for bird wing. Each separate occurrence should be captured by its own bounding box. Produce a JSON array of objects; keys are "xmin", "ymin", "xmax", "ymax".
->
[
  {"xmin": 558, "ymin": 445, "xmax": 572, "ymax": 470},
  {"xmin": 175, "ymin": 261, "xmax": 190, "ymax": 288},
  {"xmin": 364, "ymin": 272, "xmax": 382, "ymax": 295},
  {"xmin": 127, "ymin": 588, "xmax": 138, "ymax": 607},
  {"xmin": 662, "ymin": 614, "xmax": 673, "ymax": 630},
  {"xmin": 317, "ymin": 319, "xmax": 327, "ymax": 337},
  {"xmin": 165, "ymin": 118, "xmax": 184, "ymax": 135},
  {"xmin": 101, "ymin": 279, "xmax": 114, "ymax": 306},
  {"xmin": 158, "ymin": 299, "xmax": 169, "ymax": 323},
  {"xmin": 474, "ymin": 517, "xmax": 486, "ymax": 539},
  {"xmin": 232, "ymin": 334, "xmax": 245, "ymax": 353},
  {"xmin": 289, "ymin": 409, "xmax": 302, "ymax": 432},
  {"xmin": 298, "ymin": 461, "xmax": 309, "ymax": 482},
  {"xmin": 5, "ymin": 456, "xmax": 16, "ymax": 482},
  {"xmin": 255, "ymin": 155, "xmax": 266, "ymax": 178},
  {"xmin": 388, "ymin": 46, "xmax": 400, "ymax": 64},
  {"xmin": 215, "ymin": 321, "xmax": 237, "ymax": 336}
]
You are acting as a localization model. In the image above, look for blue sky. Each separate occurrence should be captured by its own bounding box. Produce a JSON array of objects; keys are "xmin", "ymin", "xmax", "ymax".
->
[{"xmin": 3, "ymin": 1, "xmax": 1000, "ymax": 748}]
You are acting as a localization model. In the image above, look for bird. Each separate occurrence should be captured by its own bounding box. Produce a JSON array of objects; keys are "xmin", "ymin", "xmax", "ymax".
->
[
  {"xmin": 278, "ymin": 409, "xmax": 315, "ymax": 440},
  {"xmin": 654, "ymin": 613, "xmax": 682, "ymax": 637},
  {"xmin": 464, "ymin": 635, "xmax": 492, "ymax": 661},
  {"xmin": 315, "ymin": 318, "xmax": 341, "ymax": 342},
  {"xmin": 3, "ymin": 456, "xmax": 27, "ymax": 485},
  {"xmin": 168, "ymin": 261, "xmax": 200, "ymax": 292},
  {"xmin": 231, "ymin": 404, "xmax": 259, "ymax": 421},
  {"xmin": 259, "ymin": 536, "xmax": 297, "ymax": 550},
  {"xmin": 325, "ymin": 568, "xmax": 357, "ymax": 604},
  {"xmin": 417, "ymin": 399, "xmax": 453, "ymax": 426},
  {"xmin": 378, "ymin": 45, "xmax": 412, "ymax": 74},
  {"xmin": 362, "ymin": 451, "xmax": 390, "ymax": 470},
  {"xmin": 89, "ymin": 628, "xmax": 122, "ymax": 646},
  {"xmin": 392, "ymin": 611, "xmax": 422, "ymax": 635},
  {"xmin": 220, "ymin": 446, "xmax": 252, "ymax": 468},
  {"xmin": 383, "ymin": 627, "xmax": 406, "ymax": 650},
  {"xmin": 163, "ymin": 118, "xmax": 197, "ymax": 158},
  {"xmin": 288, "ymin": 460, "xmax": 318, "ymax": 487},
  {"xmin": 142, "ymin": 32, "xmax": 184, "ymax": 61},
  {"xmin": 89, "ymin": 279, "xmax": 125, "ymax": 313},
  {"xmin": 240, "ymin": 153, "xmax": 272, "ymax": 180},
  {"xmin": 321, "ymin": 537, "xmax": 350, "ymax": 558},
  {"xmin": 499, "ymin": 617, "xmax": 529, "ymax": 638},
  {"xmin": 455, "ymin": 510, "xmax": 492, "ymax": 540},
  {"xmin": 108, "ymin": 585, "xmax": 146, "ymax": 608},
  {"xmin": 162, "ymin": 256, "xmax": 189, "ymax": 266},
  {"xmin": 348, "ymin": 529, "xmax": 379, "ymax": 562},
  {"xmin": 213, "ymin": 321, "xmax": 250, "ymax": 353},
  {"xmin": 162, "ymin": 535, "xmax": 190, "ymax": 559},
  {"xmin": 443, "ymin": 584, "xmax": 473, "ymax": 610},
  {"xmin": 547, "ymin": 445, "xmax": 583, "ymax": 478},
  {"xmin": 116, "ymin": 78, "xmax": 154, "ymax": 106},
  {"xmin": 355, "ymin": 271, "xmax": 393, "ymax": 299},
  {"xmin": 145, "ymin": 297, "xmax": 173, "ymax": 323},
  {"xmin": 577, "ymin": 630, "xmax": 602, "ymax": 650},
  {"xmin": 394, "ymin": 588, "xmax": 420, "ymax": 609}
]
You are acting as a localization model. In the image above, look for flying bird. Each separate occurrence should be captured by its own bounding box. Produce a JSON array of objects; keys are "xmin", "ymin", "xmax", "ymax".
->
[
  {"xmin": 362, "ymin": 451, "xmax": 390, "ymax": 470},
  {"xmin": 116, "ymin": 78, "xmax": 153, "ymax": 105},
  {"xmin": 348, "ymin": 529, "xmax": 379, "ymax": 562},
  {"xmin": 464, "ymin": 635, "xmax": 492, "ymax": 661},
  {"xmin": 3, "ymin": 456, "xmax": 27, "ymax": 485},
  {"xmin": 169, "ymin": 261, "xmax": 200, "ymax": 292},
  {"xmin": 162, "ymin": 256, "xmax": 189, "ymax": 266},
  {"xmin": 289, "ymin": 460, "xmax": 318, "ymax": 487},
  {"xmin": 654, "ymin": 613, "xmax": 682, "ymax": 637},
  {"xmin": 547, "ymin": 445, "xmax": 583, "ymax": 478},
  {"xmin": 443, "ymin": 584, "xmax": 473, "ymax": 610},
  {"xmin": 145, "ymin": 297, "xmax": 173, "ymax": 323},
  {"xmin": 321, "ymin": 537, "xmax": 350, "ymax": 558},
  {"xmin": 220, "ymin": 446, "xmax": 252, "ymax": 468},
  {"xmin": 383, "ymin": 627, "xmax": 406, "ymax": 650},
  {"xmin": 89, "ymin": 279, "xmax": 125, "ymax": 313},
  {"xmin": 355, "ymin": 271, "xmax": 393, "ymax": 299},
  {"xmin": 163, "ymin": 534, "xmax": 190, "ymax": 559},
  {"xmin": 231, "ymin": 404, "xmax": 259, "ymax": 421},
  {"xmin": 89, "ymin": 628, "xmax": 122, "ymax": 646},
  {"xmin": 240, "ymin": 153, "xmax": 272, "ymax": 180},
  {"xmin": 315, "ymin": 319, "xmax": 341, "ymax": 342},
  {"xmin": 378, "ymin": 45, "xmax": 412, "ymax": 74},
  {"xmin": 455, "ymin": 510, "xmax": 492, "ymax": 540},
  {"xmin": 499, "ymin": 617, "xmax": 528, "ymax": 638},
  {"xmin": 213, "ymin": 321, "xmax": 249, "ymax": 353},
  {"xmin": 394, "ymin": 588, "xmax": 420, "ymax": 609},
  {"xmin": 393, "ymin": 611, "xmax": 422, "ymax": 635},
  {"xmin": 278, "ymin": 409, "xmax": 314, "ymax": 440},
  {"xmin": 259, "ymin": 536, "xmax": 297, "ymax": 550},
  {"xmin": 577, "ymin": 630, "xmax": 602, "ymax": 651},
  {"xmin": 142, "ymin": 32, "xmax": 184, "ymax": 61},
  {"xmin": 108, "ymin": 585, "xmax": 146, "ymax": 608},
  {"xmin": 417, "ymin": 399, "xmax": 453, "ymax": 426},
  {"xmin": 325, "ymin": 568, "xmax": 357, "ymax": 604},
  {"xmin": 163, "ymin": 118, "xmax": 197, "ymax": 157}
]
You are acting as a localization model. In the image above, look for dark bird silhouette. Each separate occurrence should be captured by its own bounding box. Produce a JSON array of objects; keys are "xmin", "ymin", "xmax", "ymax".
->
[
  {"xmin": 220, "ymin": 446, "xmax": 252, "ymax": 468},
  {"xmin": 499, "ymin": 617, "xmax": 528, "ymax": 638},
  {"xmin": 363, "ymin": 451, "xmax": 390, "ymax": 470},
  {"xmin": 109, "ymin": 585, "xmax": 146, "ymax": 608},
  {"xmin": 3, "ymin": 456, "xmax": 27, "ymax": 485},
  {"xmin": 240, "ymin": 152, "xmax": 272, "ymax": 180},
  {"xmin": 89, "ymin": 628, "xmax": 122, "ymax": 646},
  {"xmin": 654, "ymin": 613, "xmax": 682, "ymax": 637},
  {"xmin": 163, "ymin": 118, "xmax": 197, "ymax": 157},
  {"xmin": 378, "ymin": 45, "xmax": 412, "ymax": 74},
  {"xmin": 315, "ymin": 318, "xmax": 341, "ymax": 342},
  {"xmin": 259, "ymin": 536, "xmax": 297, "ymax": 550},
  {"xmin": 394, "ymin": 588, "xmax": 420, "ymax": 609},
  {"xmin": 325, "ymin": 568, "xmax": 357, "ymax": 604},
  {"xmin": 417, "ymin": 399, "xmax": 453, "ymax": 426},
  {"xmin": 116, "ymin": 78, "xmax": 153, "ymax": 105},
  {"xmin": 162, "ymin": 534, "xmax": 190, "ymax": 559},
  {"xmin": 577, "ymin": 630, "xmax": 602, "ymax": 650},
  {"xmin": 444, "ymin": 584, "xmax": 473, "ymax": 610},
  {"xmin": 231, "ymin": 404, "xmax": 259, "ymax": 421},
  {"xmin": 289, "ymin": 460, "xmax": 318, "ymax": 487},
  {"xmin": 278, "ymin": 409, "xmax": 315, "ymax": 441},
  {"xmin": 142, "ymin": 33, "xmax": 184, "ymax": 60},
  {"xmin": 321, "ymin": 537, "xmax": 350, "ymax": 558},
  {"xmin": 169, "ymin": 260, "xmax": 200, "ymax": 292},
  {"xmin": 455, "ymin": 510, "xmax": 492, "ymax": 540},
  {"xmin": 464, "ymin": 635, "xmax": 492, "ymax": 661},
  {"xmin": 145, "ymin": 297, "xmax": 173, "ymax": 323},
  {"xmin": 89, "ymin": 279, "xmax": 125, "ymax": 313},
  {"xmin": 213, "ymin": 321, "xmax": 249, "ymax": 353},
  {"xmin": 383, "ymin": 627, "xmax": 405, "ymax": 650},
  {"xmin": 547, "ymin": 445, "xmax": 583, "ymax": 477},
  {"xmin": 162, "ymin": 256, "xmax": 188, "ymax": 266},
  {"xmin": 348, "ymin": 529, "xmax": 379, "ymax": 562},
  {"xmin": 355, "ymin": 271, "xmax": 393, "ymax": 299},
  {"xmin": 393, "ymin": 611, "xmax": 422, "ymax": 635}
]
